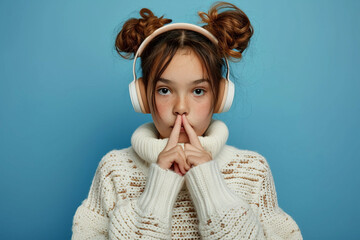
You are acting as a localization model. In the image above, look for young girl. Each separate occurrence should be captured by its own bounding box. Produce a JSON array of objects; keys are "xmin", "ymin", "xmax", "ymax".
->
[{"xmin": 72, "ymin": 2, "xmax": 302, "ymax": 239}]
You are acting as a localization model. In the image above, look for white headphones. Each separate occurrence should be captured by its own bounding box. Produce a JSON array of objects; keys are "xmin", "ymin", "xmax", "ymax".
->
[{"xmin": 129, "ymin": 23, "xmax": 234, "ymax": 113}]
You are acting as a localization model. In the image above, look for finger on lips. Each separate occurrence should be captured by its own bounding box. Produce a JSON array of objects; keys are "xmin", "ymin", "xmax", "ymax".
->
[
  {"xmin": 164, "ymin": 115, "xmax": 191, "ymax": 175},
  {"xmin": 182, "ymin": 115, "xmax": 203, "ymax": 149},
  {"xmin": 161, "ymin": 114, "xmax": 212, "ymax": 175},
  {"xmin": 165, "ymin": 114, "xmax": 182, "ymax": 151}
]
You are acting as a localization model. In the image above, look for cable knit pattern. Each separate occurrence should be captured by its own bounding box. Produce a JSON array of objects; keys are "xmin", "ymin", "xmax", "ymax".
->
[{"xmin": 71, "ymin": 120, "xmax": 302, "ymax": 239}]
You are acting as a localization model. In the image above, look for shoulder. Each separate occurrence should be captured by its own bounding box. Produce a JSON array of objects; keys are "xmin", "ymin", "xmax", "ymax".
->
[
  {"xmin": 94, "ymin": 147, "xmax": 139, "ymax": 178},
  {"xmin": 98, "ymin": 147, "xmax": 132, "ymax": 165},
  {"xmin": 217, "ymin": 145, "xmax": 274, "ymax": 197},
  {"xmin": 220, "ymin": 145, "xmax": 272, "ymax": 174},
  {"xmin": 100, "ymin": 147, "xmax": 133, "ymax": 162}
]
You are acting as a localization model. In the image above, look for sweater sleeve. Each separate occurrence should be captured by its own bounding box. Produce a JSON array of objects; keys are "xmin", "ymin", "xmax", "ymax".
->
[
  {"xmin": 72, "ymin": 159, "xmax": 184, "ymax": 239},
  {"xmin": 258, "ymin": 159, "xmax": 303, "ymax": 239},
  {"xmin": 185, "ymin": 160, "xmax": 266, "ymax": 239}
]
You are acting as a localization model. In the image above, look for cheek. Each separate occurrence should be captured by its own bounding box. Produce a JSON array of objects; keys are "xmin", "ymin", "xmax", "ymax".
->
[
  {"xmin": 195, "ymin": 104, "xmax": 211, "ymax": 118},
  {"xmin": 154, "ymin": 97, "xmax": 174, "ymax": 133},
  {"xmin": 193, "ymin": 98, "xmax": 213, "ymax": 118},
  {"xmin": 155, "ymin": 98, "xmax": 171, "ymax": 119},
  {"xmin": 192, "ymin": 98, "xmax": 213, "ymax": 135},
  {"xmin": 152, "ymin": 97, "xmax": 173, "ymax": 139}
]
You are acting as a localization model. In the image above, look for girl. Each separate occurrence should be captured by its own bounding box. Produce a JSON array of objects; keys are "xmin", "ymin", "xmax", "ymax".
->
[{"xmin": 72, "ymin": 2, "xmax": 302, "ymax": 239}]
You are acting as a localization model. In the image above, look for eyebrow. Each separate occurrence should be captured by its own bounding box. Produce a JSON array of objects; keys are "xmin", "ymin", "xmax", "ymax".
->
[{"xmin": 158, "ymin": 78, "xmax": 210, "ymax": 85}]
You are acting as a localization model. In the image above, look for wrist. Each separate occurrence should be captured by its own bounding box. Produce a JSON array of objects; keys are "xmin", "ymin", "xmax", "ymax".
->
[
  {"xmin": 137, "ymin": 163, "xmax": 185, "ymax": 219},
  {"xmin": 185, "ymin": 160, "xmax": 240, "ymax": 222}
]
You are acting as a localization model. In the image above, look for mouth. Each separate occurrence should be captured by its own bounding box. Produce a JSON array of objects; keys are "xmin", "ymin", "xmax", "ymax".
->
[
  {"xmin": 171, "ymin": 123, "xmax": 187, "ymax": 128},
  {"xmin": 171, "ymin": 124, "xmax": 188, "ymax": 132}
]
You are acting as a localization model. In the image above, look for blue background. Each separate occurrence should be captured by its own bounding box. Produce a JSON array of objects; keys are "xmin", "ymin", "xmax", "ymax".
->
[{"xmin": 1, "ymin": 0, "xmax": 359, "ymax": 239}]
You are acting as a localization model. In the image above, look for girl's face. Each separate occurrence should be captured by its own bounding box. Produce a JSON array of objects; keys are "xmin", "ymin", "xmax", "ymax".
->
[{"xmin": 150, "ymin": 48, "xmax": 214, "ymax": 143}]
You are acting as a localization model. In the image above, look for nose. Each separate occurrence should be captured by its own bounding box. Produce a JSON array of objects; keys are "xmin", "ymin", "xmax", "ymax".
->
[{"xmin": 173, "ymin": 95, "xmax": 188, "ymax": 116}]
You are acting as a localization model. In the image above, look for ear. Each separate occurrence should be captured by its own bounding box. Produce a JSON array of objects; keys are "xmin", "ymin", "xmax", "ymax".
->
[
  {"xmin": 213, "ymin": 78, "xmax": 227, "ymax": 113},
  {"xmin": 136, "ymin": 77, "xmax": 151, "ymax": 114}
]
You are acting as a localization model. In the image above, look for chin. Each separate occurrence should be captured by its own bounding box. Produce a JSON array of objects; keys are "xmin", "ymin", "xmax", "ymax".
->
[{"xmin": 178, "ymin": 133, "xmax": 190, "ymax": 143}]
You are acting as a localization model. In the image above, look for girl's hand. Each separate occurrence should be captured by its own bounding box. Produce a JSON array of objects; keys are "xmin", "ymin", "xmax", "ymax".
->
[
  {"xmin": 157, "ymin": 114, "xmax": 191, "ymax": 176},
  {"xmin": 182, "ymin": 115, "xmax": 212, "ymax": 167}
]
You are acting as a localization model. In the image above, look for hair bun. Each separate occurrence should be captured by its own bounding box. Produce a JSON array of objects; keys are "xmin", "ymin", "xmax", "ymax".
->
[
  {"xmin": 198, "ymin": 1, "xmax": 254, "ymax": 61},
  {"xmin": 115, "ymin": 8, "xmax": 172, "ymax": 59}
]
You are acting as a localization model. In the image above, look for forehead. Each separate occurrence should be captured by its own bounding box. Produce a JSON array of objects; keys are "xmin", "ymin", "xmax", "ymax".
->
[{"xmin": 158, "ymin": 48, "xmax": 208, "ymax": 85}]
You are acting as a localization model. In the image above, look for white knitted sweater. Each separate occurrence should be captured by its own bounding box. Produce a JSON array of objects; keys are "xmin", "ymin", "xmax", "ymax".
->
[{"xmin": 71, "ymin": 120, "xmax": 302, "ymax": 239}]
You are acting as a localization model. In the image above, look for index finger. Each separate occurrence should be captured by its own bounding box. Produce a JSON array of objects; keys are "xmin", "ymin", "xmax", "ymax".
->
[
  {"xmin": 164, "ymin": 114, "xmax": 181, "ymax": 151},
  {"xmin": 182, "ymin": 114, "xmax": 203, "ymax": 149}
]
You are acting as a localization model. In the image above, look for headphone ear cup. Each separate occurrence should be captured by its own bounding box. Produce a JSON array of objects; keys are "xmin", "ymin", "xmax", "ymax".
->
[
  {"xmin": 136, "ymin": 77, "xmax": 150, "ymax": 114},
  {"xmin": 222, "ymin": 79, "xmax": 234, "ymax": 112},
  {"xmin": 129, "ymin": 80, "xmax": 141, "ymax": 113},
  {"xmin": 214, "ymin": 78, "xmax": 228, "ymax": 113}
]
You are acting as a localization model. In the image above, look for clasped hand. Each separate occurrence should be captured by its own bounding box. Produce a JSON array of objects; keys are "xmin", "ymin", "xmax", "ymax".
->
[{"xmin": 157, "ymin": 114, "xmax": 212, "ymax": 176}]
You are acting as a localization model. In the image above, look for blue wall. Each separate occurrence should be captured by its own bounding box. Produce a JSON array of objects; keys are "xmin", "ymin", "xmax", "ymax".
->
[{"xmin": 1, "ymin": 0, "xmax": 359, "ymax": 239}]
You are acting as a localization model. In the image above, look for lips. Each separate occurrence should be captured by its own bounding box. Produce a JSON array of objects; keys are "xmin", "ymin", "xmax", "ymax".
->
[
  {"xmin": 171, "ymin": 123, "xmax": 187, "ymax": 127},
  {"xmin": 171, "ymin": 123, "xmax": 190, "ymax": 129},
  {"xmin": 171, "ymin": 124, "xmax": 184, "ymax": 128}
]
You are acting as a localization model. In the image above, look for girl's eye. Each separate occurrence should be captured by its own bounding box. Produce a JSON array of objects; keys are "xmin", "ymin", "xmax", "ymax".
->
[
  {"xmin": 157, "ymin": 88, "xmax": 171, "ymax": 95},
  {"xmin": 193, "ymin": 89, "xmax": 205, "ymax": 96}
]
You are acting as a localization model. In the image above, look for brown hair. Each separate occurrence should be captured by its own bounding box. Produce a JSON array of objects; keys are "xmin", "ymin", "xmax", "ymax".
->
[{"xmin": 115, "ymin": 1, "xmax": 253, "ymax": 112}]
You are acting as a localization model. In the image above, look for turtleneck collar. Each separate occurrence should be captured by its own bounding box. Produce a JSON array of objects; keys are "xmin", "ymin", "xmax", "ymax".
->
[{"xmin": 131, "ymin": 119, "xmax": 229, "ymax": 165}]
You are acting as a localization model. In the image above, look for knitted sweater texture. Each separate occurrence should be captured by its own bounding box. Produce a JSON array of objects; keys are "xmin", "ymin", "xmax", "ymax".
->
[{"xmin": 71, "ymin": 120, "xmax": 302, "ymax": 239}]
